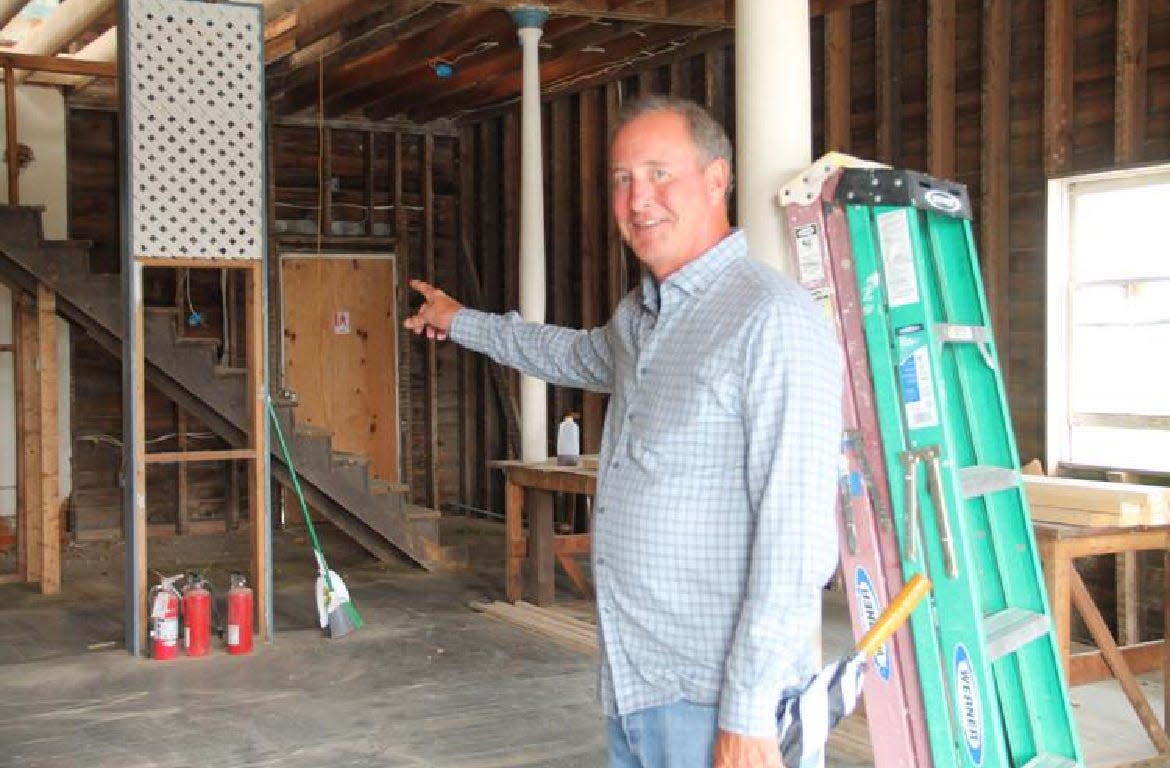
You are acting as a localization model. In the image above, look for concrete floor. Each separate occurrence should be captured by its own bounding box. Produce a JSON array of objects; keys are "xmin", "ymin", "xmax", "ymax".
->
[{"xmin": 0, "ymin": 518, "xmax": 1165, "ymax": 768}]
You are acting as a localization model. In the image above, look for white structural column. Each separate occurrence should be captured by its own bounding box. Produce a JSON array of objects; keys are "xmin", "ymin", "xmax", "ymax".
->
[
  {"xmin": 736, "ymin": 0, "xmax": 812, "ymax": 276},
  {"xmin": 512, "ymin": 6, "xmax": 549, "ymax": 462}
]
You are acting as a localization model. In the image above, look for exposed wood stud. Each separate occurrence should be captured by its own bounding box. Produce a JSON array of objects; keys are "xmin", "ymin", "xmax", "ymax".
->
[
  {"xmin": 458, "ymin": 125, "xmax": 478, "ymax": 508},
  {"xmin": 364, "ymin": 133, "xmax": 375, "ymax": 235},
  {"xmin": 604, "ymin": 81, "xmax": 626, "ymax": 314},
  {"xmin": 927, "ymin": 0, "xmax": 956, "ymax": 178},
  {"xmin": 1044, "ymin": 0, "xmax": 1074, "ymax": 176},
  {"xmin": 6, "ymin": 64, "xmax": 18, "ymax": 204},
  {"xmin": 981, "ymin": 0, "xmax": 1011, "ymax": 383},
  {"xmin": 423, "ymin": 134, "xmax": 440, "ymax": 509},
  {"xmin": 874, "ymin": 0, "xmax": 902, "ymax": 164},
  {"xmin": 393, "ymin": 132, "xmax": 413, "ymax": 498},
  {"xmin": 320, "ymin": 127, "xmax": 333, "ymax": 240},
  {"xmin": 825, "ymin": 6, "xmax": 851, "ymax": 153},
  {"xmin": 36, "ymin": 284, "xmax": 59, "ymax": 596},
  {"xmin": 578, "ymin": 88, "xmax": 605, "ymax": 454},
  {"xmin": 177, "ymin": 407, "xmax": 189, "ymax": 535},
  {"xmin": 502, "ymin": 110, "xmax": 521, "ymax": 415},
  {"xmin": 1114, "ymin": 0, "xmax": 1148, "ymax": 164},
  {"xmin": 17, "ymin": 293, "xmax": 40, "ymax": 584},
  {"xmin": 550, "ymin": 98, "xmax": 573, "ymax": 432},
  {"xmin": 245, "ymin": 262, "xmax": 271, "ymax": 641}
]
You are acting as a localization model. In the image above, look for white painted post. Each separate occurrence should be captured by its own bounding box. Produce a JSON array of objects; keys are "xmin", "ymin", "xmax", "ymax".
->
[
  {"xmin": 736, "ymin": 0, "xmax": 812, "ymax": 276},
  {"xmin": 512, "ymin": 6, "xmax": 549, "ymax": 462}
]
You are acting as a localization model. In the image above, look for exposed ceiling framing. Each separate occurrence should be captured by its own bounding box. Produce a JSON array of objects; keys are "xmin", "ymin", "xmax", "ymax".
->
[{"xmin": 0, "ymin": 0, "xmax": 864, "ymax": 123}]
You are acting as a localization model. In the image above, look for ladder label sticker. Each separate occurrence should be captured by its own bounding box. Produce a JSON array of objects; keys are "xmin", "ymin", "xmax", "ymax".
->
[
  {"xmin": 853, "ymin": 566, "xmax": 892, "ymax": 681},
  {"xmin": 897, "ymin": 336, "xmax": 940, "ymax": 429},
  {"xmin": 876, "ymin": 209, "xmax": 920, "ymax": 307},
  {"xmin": 953, "ymin": 644, "xmax": 986, "ymax": 766},
  {"xmin": 793, "ymin": 223, "xmax": 826, "ymax": 284}
]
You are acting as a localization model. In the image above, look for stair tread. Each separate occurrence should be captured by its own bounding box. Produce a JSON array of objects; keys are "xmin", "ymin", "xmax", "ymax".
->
[
  {"xmin": 214, "ymin": 365, "xmax": 247, "ymax": 376},
  {"xmin": 295, "ymin": 424, "xmax": 332, "ymax": 438},
  {"xmin": 331, "ymin": 451, "xmax": 369, "ymax": 465},
  {"xmin": 371, "ymin": 479, "xmax": 410, "ymax": 494},
  {"xmin": 175, "ymin": 336, "xmax": 220, "ymax": 346},
  {"xmin": 405, "ymin": 504, "xmax": 442, "ymax": 521}
]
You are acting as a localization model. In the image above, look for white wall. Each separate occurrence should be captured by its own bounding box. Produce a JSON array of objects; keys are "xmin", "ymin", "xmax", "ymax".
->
[{"xmin": 1, "ymin": 85, "xmax": 73, "ymax": 515}]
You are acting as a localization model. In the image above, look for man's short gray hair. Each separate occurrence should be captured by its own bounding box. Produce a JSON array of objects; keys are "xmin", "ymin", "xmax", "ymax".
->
[{"xmin": 611, "ymin": 94, "xmax": 733, "ymax": 169}]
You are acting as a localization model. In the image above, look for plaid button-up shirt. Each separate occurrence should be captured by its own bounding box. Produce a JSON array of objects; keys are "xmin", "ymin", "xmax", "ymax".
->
[{"xmin": 450, "ymin": 229, "xmax": 842, "ymax": 737}]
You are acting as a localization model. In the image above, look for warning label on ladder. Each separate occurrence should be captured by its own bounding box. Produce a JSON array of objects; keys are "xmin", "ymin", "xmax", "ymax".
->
[
  {"xmin": 897, "ymin": 334, "xmax": 939, "ymax": 429},
  {"xmin": 877, "ymin": 209, "xmax": 920, "ymax": 307}
]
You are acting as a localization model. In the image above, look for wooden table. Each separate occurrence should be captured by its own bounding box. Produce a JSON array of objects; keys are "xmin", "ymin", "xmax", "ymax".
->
[
  {"xmin": 490, "ymin": 458, "xmax": 597, "ymax": 606},
  {"xmin": 1034, "ymin": 521, "xmax": 1170, "ymax": 752}
]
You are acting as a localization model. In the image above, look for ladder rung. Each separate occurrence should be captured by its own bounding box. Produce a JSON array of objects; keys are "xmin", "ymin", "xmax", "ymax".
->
[
  {"xmin": 985, "ymin": 608, "xmax": 1050, "ymax": 660},
  {"xmin": 935, "ymin": 323, "xmax": 991, "ymax": 344},
  {"xmin": 1020, "ymin": 754, "xmax": 1077, "ymax": 768},
  {"xmin": 959, "ymin": 465, "xmax": 1019, "ymax": 499}
]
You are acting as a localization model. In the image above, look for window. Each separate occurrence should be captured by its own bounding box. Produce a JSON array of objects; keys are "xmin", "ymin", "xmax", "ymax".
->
[{"xmin": 1047, "ymin": 165, "xmax": 1170, "ymax": 473}]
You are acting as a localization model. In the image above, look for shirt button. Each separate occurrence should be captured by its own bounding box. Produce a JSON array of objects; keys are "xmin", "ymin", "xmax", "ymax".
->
[
  {"xmin": 597, "ymin": 557, "xmax": 606, "ymax": 566},
  {"xmin": 597, "ymin": 506, "xmax": 606, "ymax": 515},
  {"xmin": 627, "ymin": 413, "xmax": 635, "ymax": 421},
  {"xmin": 639, "ymin": 367, "xmax": 648, "ymax": 376},
  {"xmin": 611, "ymin": 460, "xmax": 620, "ymax": 469}
]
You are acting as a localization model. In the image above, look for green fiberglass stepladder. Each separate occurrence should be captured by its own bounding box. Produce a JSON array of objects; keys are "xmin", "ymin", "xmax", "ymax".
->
[{"xmin": 837, "ymin": 168, "xmax": 1083, "ymax": 768}]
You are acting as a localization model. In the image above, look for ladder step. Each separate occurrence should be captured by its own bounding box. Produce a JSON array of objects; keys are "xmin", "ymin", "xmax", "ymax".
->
[
  {"xmin": 959, "ymin": 465, "xmax": 1019, "ymax": 499},
  {"xmin": 935, "ymin": 323, "xmax": 992, "ymax": 344},
  {"xmin": 1020, "ymin": 754, "xmax": 1078, "ymax": 768},
  {"xmin": 985, "ymin": 607, "xmax": 1050, "ymax": 660}
]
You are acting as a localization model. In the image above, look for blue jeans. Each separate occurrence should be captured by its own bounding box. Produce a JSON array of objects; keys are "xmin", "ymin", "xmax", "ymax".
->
[{"xmin": 606, "ymin": 700, "xmax": 719, "ymax": 768}]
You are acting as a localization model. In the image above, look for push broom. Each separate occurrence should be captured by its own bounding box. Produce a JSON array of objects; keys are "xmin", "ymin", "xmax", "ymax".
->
[{"xmin": 267, "ymin": 398, "xmax": 363, "ymax": 638}]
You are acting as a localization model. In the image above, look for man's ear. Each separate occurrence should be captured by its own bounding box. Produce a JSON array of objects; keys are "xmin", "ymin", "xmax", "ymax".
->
[{"xmin": 705, "ymin": 158, "xmax": 731, "ymax": 202}]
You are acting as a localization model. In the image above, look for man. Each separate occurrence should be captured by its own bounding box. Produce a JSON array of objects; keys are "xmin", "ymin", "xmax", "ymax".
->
[{"xmin": 405, "ymin": 95, "xmax": 842, "ymax": 768}]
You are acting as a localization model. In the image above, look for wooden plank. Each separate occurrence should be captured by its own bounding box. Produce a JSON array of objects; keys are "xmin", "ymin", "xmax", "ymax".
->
[
  {"xmin": 874, "ymin": 0, "xmax": 902, "ymax": 164},
  {"xmin": 927, "ymin": 0, "xmax": 956, "ymax": 178},
  {"xmin": 246, "ymin": 262, "xmax": 271, "ymax": 641},
  {"xmin": 282, "ymin": 257, "xmax": 399, "ymax": 479},
  {"xmin": 144, "ymin": 449, "xmax": 257, "ymax": 464},
  {"xmin": 423, "ymin": 134, "xmax": 439, "ymax": 509},
  {"xmin": 1044, "ymin": 0, "xmax": 1074, "ymax": 176},
  {"xmin": 0, "ymin": 52, "xmax": 116, "ymax": 78},
  {"xmin": 16, "ymin": 293, "xmax": 40, "ymax": 583},
  {"xmin": 578, "ymin": 88, "xmax": 605, "ymax": 455},
  {"xmin": 1029, "ymin": 505, "xmax": 1159, "ymax": 527},
  {"xmin": 1114, "ymin": 0, "xmax": 1148, "ymax": 164},
  {"xmin": 825, "ymin": 6, "xmax": 851, "ymax": 153},
  {"xmin": 1070, "ymin": 569, "xmax": 1170, "ymax": 752},
  {"xmin": 5, "ymin": 64, "xmax": 17, "ymax": 204},
  {"xmin": 702, "ymin": 49, "xmax": 726, "ymax": 126},
  {"xmin": 36, "ymin": 285, "xmax": 59, "ymax": 595},
  {"xmin": 364, "ymin": 131, "xmax": 375, "ymax": 236},
  {"xmin": 1023, "ymin": 476, "xmax": 1170, "ymax": 518}
]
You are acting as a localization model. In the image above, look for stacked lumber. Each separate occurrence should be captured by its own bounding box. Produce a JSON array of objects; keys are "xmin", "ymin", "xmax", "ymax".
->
[
  {"xmin": 470, "ymin": 600, "xmax": 599, "ymax": 656},
  {"xmin": 1022, "ymin": 475, "xmax": 1170, "ymax": 526}
]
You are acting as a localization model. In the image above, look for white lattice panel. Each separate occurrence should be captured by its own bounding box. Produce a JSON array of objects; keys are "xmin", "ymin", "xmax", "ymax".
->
[{"xmin": 126, "ymin": 0, "xmax": 264, "ymax": 260}]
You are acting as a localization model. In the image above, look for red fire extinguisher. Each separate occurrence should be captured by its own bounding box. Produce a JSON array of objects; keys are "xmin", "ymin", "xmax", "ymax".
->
[
  {"xmin": 182, "ymin": 572, "xmax": 211, "ymax": 657},
  {"xmin": 226, "ymin": 572, "xmax": 253, "ymax": 655},
  {"xmin": 148, "ymin": 573, "xmax": 183, "ymax": 660}
]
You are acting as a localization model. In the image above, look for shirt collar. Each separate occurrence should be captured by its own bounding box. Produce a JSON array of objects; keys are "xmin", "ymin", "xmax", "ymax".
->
[{"xmin": 639, "ymin": 229, "xmax": 746, "ymax": 313}]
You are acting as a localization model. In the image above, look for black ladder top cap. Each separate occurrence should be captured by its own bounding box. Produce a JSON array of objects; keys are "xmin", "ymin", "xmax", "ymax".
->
[{"xmin": 835, "ymin": 168, "xmax": 974, "ymax": 220}]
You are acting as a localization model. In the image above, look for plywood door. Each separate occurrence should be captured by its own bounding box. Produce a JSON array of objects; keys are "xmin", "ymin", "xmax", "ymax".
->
[{"xmin": 282, "ymin": 256, "xmax": 398, "ymax": 482}]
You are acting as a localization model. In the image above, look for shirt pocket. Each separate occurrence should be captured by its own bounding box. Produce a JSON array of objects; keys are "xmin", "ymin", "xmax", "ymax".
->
[{"xmin": 628, "ymin": 363, "xmax": 742, "ymax": 476}]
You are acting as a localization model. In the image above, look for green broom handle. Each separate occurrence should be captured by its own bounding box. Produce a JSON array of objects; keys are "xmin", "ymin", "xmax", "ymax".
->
[{"xmin": 265, "ymin": 397, "xmax": 335, "ymax": 592}]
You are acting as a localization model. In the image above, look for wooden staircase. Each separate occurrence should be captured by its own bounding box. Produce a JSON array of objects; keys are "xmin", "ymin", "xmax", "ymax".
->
[{"xmin": 0, "ymin": 204, "xmax": 457, "ymax": 570}]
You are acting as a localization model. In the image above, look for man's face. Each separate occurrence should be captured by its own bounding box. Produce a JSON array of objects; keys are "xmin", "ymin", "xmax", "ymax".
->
[{"xmin": 610, "ymin": 110, "xmax": 730, "ymax": 280}]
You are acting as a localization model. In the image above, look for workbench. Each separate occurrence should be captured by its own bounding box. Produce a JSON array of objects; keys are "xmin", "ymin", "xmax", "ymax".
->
[
  {"xmin": 1034, "ymin": 520, "xmax": 1170, "ymax": 752},
  {"xmin": 490, "ymin": 458, "xmax": 597, "ymax": 606}
]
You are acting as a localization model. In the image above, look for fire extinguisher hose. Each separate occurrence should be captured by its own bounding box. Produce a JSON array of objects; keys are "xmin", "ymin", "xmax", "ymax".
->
[{"xmin": 266, "ymin": 397, "xmax": 363, "ymax": 637}]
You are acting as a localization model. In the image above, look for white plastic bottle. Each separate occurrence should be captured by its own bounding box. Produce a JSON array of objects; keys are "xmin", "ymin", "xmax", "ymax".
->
[{"xmin": 556, "ymin": 414, "xmax": 580, "ymax": 466}]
